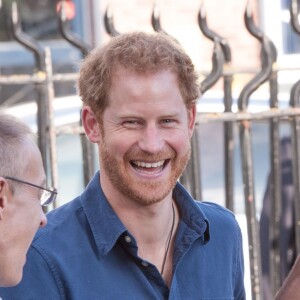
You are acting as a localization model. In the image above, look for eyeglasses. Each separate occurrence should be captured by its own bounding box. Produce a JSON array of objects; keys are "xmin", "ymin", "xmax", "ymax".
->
[{"xmin": 3, "ymin": 176, "xmax": 57, "ymax": 206}]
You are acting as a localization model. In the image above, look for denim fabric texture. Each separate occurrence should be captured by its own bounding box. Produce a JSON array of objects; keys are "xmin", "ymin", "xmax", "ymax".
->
[{"xmin": 0, "ymin": 172, "xmax": 245, "ymax": 300}]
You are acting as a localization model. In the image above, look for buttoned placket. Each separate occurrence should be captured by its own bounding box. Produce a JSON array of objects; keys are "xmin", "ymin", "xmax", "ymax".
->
[{"xmin": 121, "ymin": 232, "xmax": 169, "ymax": 292}]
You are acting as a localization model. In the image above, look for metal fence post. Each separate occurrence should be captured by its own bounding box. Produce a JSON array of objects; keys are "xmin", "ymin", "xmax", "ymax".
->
[
  {"xmin": 10, "ymin": 2, "xmax": 49, "ymax": 177},
  {"xmin": 198, "ymin": 3, "xmax": 235, "ymax": 211},
  {"xmin": 58, "ymin": 0, "xmax": 95, "ymax": 187}
]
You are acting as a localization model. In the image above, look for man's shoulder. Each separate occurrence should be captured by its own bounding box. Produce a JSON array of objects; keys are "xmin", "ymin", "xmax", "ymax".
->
[
  {"xmin": 196, "ymin": 201, "xmax": 234, "ymax": 217},
  {"xmin": 196, "ymin": 201, "xmax": 239, "ymax": 230}
]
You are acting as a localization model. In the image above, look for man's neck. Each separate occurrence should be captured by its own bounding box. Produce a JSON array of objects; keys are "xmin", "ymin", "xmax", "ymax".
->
[
  {"xmin": 119, "ymin": 200, "xmax": 178, "ymax": 288},
  {"xmin": 108, "ymin": 190, "xmax": 175, "ymax": 244},
  {"xmin": 100, "ymin": 175, "xmax": 179, "ymax": 287}
]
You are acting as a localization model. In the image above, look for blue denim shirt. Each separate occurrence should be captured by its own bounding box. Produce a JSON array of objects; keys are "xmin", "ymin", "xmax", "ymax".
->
[{"xmin": 0, "ymin": 172, "xmax": 245, "ymax": 299}]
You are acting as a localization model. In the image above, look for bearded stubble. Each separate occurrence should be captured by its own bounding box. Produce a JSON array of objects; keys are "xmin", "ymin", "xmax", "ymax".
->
[{"xmin": 99, "ymin": 138, "xmax": 191, "ymax": 206}]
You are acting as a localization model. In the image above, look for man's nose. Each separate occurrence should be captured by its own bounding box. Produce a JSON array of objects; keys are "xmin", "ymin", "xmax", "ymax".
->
[
  {"xmin": 39, "ymin": 208, "xmax": 47, "ymax": 227},
  {"xmin": 138, "ymin": 125, "xmax": 164, "ymax": 154}
]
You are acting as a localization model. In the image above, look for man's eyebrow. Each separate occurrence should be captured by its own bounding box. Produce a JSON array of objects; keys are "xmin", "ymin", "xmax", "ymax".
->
[
  {"xmin": 161, "ymin": 113, "xmax": 180, "ymax": 117},
  {"xmin": 117, "ymin": 115, "xmax": 143, "ymax": 121}
]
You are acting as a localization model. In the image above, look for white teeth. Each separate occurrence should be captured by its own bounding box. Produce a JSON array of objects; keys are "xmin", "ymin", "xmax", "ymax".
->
[{"xmin": 134, "ymin": 160, "xmax": 164, "ymax": 168}]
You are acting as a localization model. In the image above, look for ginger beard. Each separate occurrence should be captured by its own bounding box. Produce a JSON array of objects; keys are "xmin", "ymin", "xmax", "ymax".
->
[{"xmin": 99, "ymin": 137, "xmax": 191, "ymax": 206}]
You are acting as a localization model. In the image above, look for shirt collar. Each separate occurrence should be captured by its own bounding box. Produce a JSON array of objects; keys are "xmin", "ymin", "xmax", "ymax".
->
[
  {"xmin": 80, "ymin": 172, "xmax": 210, "ymax": 256},
  {"xmin": 173, "ymin": 181, "xmax": 210, "ymax": 243},
  {"xmin": 80, "ymin": 172, "xmax": 126, "ymax": 256}
]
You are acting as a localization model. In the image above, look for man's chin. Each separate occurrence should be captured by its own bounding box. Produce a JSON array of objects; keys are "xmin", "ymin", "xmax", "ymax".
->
[{"xmin": 124, "ymin": 184, "xmax": 173, "ymax": 206}]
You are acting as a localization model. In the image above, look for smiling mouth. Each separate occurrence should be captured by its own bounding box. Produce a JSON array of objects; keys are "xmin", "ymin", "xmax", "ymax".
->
[{"xmin": 130, "ymin": 159, "xmax": 169, "ymax": 173}]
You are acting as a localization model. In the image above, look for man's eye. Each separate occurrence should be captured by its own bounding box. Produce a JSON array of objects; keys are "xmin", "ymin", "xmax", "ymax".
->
[
  {"xmin": 162, "ymin": 119, "xmax": 175, "ymax": 124},
  {"xmin": 123, "ymin": 120, "xmax": 142, "ymax": 128}
]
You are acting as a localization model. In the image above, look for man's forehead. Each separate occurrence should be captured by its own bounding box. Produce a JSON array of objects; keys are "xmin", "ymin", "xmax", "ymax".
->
[{"xmin": 111, "ymin": 66, "xmax": 175, "ymax": 78}]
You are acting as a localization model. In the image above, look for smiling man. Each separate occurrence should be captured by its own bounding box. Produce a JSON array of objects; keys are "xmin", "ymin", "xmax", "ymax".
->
[{"xmin": 0, "ymin": 32, "xmax": 245, "ymax": 299}]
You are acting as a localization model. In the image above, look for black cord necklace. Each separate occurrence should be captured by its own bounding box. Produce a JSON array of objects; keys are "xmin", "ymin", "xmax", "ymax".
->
[{"xmin": 161, "ymin": 202, "xmax": 175, "ymax": 276}]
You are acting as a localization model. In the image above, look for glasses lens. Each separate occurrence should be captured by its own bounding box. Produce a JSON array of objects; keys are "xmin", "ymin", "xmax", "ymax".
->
[{"xmin": 40, "ymin": 188, "xmax": 57, "ymax": 206}]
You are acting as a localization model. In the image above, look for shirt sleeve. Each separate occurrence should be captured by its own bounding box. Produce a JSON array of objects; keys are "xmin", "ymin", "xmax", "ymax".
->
[
  {"xmin": 234, "ymin": 224, "xmax": 247, "ymax": 300},
  {"xmin": 0, "ymin": 246, "xmax": 62, "ymax": 300}
]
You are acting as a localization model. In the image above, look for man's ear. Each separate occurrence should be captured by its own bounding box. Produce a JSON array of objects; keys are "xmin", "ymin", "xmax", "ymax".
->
[
  {"xmin": 81, "ymin": 106, "xmax": 101, "ymax": 143},
  {"xmin": 0, "ymin": 177, "xmax": 9, "ymax": 220},
  {"xmin": 188, "ymin": 104, "xmax": 196, "ymax": 139}
]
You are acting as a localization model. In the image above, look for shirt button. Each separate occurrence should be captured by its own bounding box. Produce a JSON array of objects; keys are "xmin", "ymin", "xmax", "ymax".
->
[
  {"xmin": 141, "ymin": 261, "xmax": 149, "ymax": 267},
  {"xmin": 124, "ymin": 235, "xmax": 132, "ymax": 243}
]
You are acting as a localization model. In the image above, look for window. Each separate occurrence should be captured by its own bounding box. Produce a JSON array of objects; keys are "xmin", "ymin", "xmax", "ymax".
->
[
  {"xmin": 280, "ymin": 0, "xmax": 300, "ymax": 54},
  {"xmin": 0, "ymin": 0, "xmax": 90, "ymax": 106},
  {"xmin": 0, "ymin": 0, "xmax": 83, "ymax": 42},
  {"xmin": 261, "ymin": 0, "xmax": 300, "ymax": 56},
  {"xmin": 260, "ymin": 0, "xmax": 300, "ymax": 91}
]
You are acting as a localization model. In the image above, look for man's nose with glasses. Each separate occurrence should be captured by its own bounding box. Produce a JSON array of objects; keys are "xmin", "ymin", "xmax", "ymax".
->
[{"xmin": 3, "ymin": 176, "xmax": 57, "ymax": 206}]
